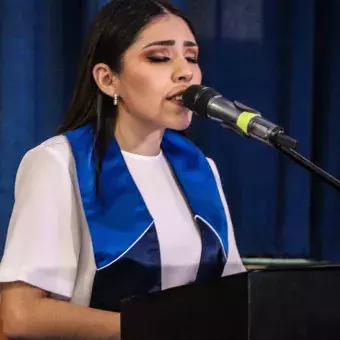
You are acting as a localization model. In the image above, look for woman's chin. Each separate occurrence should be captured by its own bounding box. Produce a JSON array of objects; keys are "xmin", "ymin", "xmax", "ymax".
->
[{"xmin": 167, "ymin": 111, "xmax": 193, "ymax": 131}]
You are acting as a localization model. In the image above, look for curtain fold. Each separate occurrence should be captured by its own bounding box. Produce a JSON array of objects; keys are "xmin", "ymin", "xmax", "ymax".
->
[
  {"xmin": 184, "ymin": 0, "xmax": 340, "ymax": 261},
  {"xmin": 0, "ymin": 0, "xmax": 108, "ymax": 254}
]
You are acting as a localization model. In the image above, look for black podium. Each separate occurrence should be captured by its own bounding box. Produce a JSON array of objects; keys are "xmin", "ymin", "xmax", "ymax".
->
[{"xmin": 121, "ymin": 266, "xmax": 340, "ymax": 340}]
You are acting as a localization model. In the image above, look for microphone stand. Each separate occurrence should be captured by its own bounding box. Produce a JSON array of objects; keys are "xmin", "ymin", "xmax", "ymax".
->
[
  {"xmin": 267, "ymin": 130, "xmax": 340, "ymax": 192},
  {"xmin": 221, "ymin": 122, "xmax": 340, "ymax": 192},
  {"xmin": 272, "ymin": 143, "xmax": 340, "ymax": 193}
]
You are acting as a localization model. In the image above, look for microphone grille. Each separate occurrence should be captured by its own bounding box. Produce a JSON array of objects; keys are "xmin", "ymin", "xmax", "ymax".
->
[{"xmin": 182, "ymin": 85, "xmax": 220, "ymax": 117}]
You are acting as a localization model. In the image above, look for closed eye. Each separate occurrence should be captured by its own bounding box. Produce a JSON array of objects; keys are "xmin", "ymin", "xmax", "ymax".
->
[
  {"xmin": 147, "ymin": 56, "xmax": 171, "ymax": 63},
  {"xmin": 147, "ymin": 56, "xmax": 199, "ymax": 64},
  {"xmin": 186, "ymin": 57, "xmax": 199, "ymax": 64}
]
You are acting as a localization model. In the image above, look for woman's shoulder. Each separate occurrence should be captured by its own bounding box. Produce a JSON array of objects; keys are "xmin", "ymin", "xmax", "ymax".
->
[
  {"xmin": 21, "ymin": 135, "xmax": 74, "ymax": 172},
  {"xmin": 14, "ymin": 135, "xmax": 76, "ymax": 193},
  {"xmin": 33, "ymin": 134, "xmax": 72, "ymax": 159}
]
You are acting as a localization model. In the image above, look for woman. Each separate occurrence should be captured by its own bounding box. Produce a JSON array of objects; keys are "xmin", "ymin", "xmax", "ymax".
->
[{"xmin": 0, "ymin": 0, "xmax": 245, "ymax": 338}]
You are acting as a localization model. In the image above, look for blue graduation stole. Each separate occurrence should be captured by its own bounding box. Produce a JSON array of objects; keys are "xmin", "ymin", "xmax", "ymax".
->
[{"xmin": 65, "ymin": 124, "xmax": 229, "ymax": 312}]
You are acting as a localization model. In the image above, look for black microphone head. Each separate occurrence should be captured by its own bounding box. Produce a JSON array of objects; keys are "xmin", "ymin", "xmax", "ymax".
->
[{"xmin": 182, "ymin": 85, "xmax": 220, "ymax": 117}]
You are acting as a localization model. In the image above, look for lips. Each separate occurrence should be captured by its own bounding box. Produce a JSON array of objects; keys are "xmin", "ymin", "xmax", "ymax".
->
[
  {"xmin": 166, "ymin": 89, "xmax": 186, "ymax": 105},
  {"xmin": 167, "ymin": 95, "xmax": 183, "ymax": 106},
  {"xmin": 167, "ymin": 87, "xmax": 189, "ymax": 99}
]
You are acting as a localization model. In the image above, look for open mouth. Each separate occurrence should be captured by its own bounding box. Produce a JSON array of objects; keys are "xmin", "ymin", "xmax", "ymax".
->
[{"xmin": 167, "ymin": 93, "xmax": 184, "ymax": 105}]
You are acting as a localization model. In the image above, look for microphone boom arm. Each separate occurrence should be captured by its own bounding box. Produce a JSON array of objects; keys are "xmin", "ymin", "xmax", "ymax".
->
[
  {"xmin": 273, "ymin": 144, "xmax": 340, "ymax": 192},
  {"xmin": 220, "ymin": 103, "xmax": 340, "ymax": 192}
]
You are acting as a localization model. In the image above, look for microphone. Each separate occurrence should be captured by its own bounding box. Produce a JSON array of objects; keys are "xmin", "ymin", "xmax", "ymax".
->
[{"xmin": 182, "ymin": 85, "xmax": 298, "ymax": 149}]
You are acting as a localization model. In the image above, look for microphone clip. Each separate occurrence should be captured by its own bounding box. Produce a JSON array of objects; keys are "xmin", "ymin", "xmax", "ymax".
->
[
  {"xmin": 221, "ymin": 121, "xmax": 249, "ymax": 139},
  {"xmin": 220, "ymin": 100, "xmax": 259, "ymax": 139}
]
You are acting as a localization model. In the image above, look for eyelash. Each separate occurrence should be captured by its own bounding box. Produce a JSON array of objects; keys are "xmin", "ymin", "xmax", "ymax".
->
[{"xmin": 147, "ymin": 56, "xmax": 199, "ymax": 64}]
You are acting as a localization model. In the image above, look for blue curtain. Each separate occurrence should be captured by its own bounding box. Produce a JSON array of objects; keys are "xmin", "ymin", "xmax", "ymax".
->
[
  {"xmin": 0, "ymin": 0, "xmax": 108, "ymax": 255},
  {"xmin": 183, "ymin": 0, "xmax": 340, "ymax": 261},
  {"xmin": 1, "ymin": 0, "xmax": 340, "ymax": 261}
]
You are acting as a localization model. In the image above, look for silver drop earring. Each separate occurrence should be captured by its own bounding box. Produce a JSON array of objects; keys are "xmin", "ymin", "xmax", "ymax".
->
[{"xmin": 113, "ymin": 94, "xmax": 118, "ymax": 106}]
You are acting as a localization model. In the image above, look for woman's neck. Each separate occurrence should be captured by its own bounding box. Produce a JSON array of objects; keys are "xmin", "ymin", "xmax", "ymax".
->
[{"xmin": 114, "ymin": 112, "xmax": 164, "ymax": 156}]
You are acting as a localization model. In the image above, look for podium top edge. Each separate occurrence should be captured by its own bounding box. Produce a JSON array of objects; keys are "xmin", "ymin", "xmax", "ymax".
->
[{"xmin": 247, "ymin": 264, "xmax": 340, "ymax": 273}]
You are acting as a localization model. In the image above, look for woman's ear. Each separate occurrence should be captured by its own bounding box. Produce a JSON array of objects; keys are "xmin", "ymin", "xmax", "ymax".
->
[{"xmin": 92, "ymin": 63, "xmax": 119, "ymax": 98}]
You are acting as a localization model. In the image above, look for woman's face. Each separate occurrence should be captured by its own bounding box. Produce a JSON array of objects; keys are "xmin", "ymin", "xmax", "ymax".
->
[{"xmin": 116, "ymin": 14, "xmax": 202, "ymax": 131}]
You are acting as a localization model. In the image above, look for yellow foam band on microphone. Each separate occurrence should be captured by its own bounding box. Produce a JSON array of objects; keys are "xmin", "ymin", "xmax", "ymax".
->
[{"xmin": 236, "ymin": 112, "xmax": 262, "ymax": 135}]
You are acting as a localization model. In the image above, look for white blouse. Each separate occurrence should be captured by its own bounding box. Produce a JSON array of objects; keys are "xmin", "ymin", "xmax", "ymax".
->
[{"xmin": 0, "ymin": 135, "xmax": 245, "ymax": 306}]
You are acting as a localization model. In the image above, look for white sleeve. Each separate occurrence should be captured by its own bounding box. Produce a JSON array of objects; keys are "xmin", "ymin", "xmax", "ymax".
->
[
  {"xmin": 207, "ymin": 158, "xmax": 246, "ymax": 276},
  {"xmin": 0, "ymin": 144, "xmax": 81, "ymax": 299}
]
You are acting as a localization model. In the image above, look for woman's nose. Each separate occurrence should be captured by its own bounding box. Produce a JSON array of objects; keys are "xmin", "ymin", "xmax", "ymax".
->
[{"xmin": 171, "ymin": 58, "xmax": 194, "ymax": 83}]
